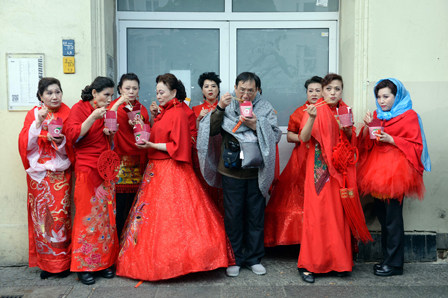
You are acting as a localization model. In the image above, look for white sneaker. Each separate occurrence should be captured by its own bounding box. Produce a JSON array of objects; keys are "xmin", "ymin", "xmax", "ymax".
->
[
  {"xmin": 248, "ymin": 263, "xmax": 266, "ymax": 275},
  {"xmin": 226, "ymin": 265, "xmax": 241, "ymax": 277}
]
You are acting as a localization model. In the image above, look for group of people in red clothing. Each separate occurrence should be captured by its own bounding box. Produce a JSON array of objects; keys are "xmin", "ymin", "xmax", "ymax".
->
[{"xmin": 19, "ymin": 71, "xmax": 430, "ymax": 285}]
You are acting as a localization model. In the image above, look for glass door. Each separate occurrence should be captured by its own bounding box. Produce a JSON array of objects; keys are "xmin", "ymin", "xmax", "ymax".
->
[{"xmin": 118, "ymin": 21, "xmax": 230, "ymax": 108}]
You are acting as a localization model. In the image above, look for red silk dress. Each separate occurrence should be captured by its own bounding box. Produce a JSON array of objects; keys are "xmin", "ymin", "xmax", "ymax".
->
[
  {"xmin": 192, "ymin": 100, "xmax": 224, "ymax": 215},
  {"xmin": 264, "ymin": 102, "xmax": 308, "ymax": 247},
  {"xmin": 18, "ymin": 103, "xmax": 72, "ymax": 273},
  {"xmin": 116, "ymin": 98, "xmax": 234, "ymax": 281},
  {"xmin": 110, "ymin": 97, "xmax": 150, "ymax": 193},
  {"xmin": 357, "ymin": 110, "xmax": 425, "ymax": 202},
  {"xmin": 297, "ymin": 99, "xmax": 362, "ymax": 273},
  {"xmin": 65, "ymin": 100, "xmax": 119, "ymax": 272}
]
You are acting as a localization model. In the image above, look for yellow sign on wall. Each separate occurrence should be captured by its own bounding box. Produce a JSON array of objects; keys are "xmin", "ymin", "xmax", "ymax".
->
[{"xmin": 63, "ymin": 57, "xmax": 75, "ymax": 74}]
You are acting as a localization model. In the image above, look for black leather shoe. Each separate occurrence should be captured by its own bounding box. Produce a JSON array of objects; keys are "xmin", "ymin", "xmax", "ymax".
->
[
  {"xmin": 77, "ymin": 272, "xmax": 95, "ymax": 285},
  {"xmin": 374, "ymin": 265, "xmax": 403, "ymax": 276},
  {"xmin": 100, "ymin": 267, "xmax": 115, "ymax": 279},
  {"xmin": 373, "ymin": 262, "xmax": 383, "ymax": 271},
  {"xmin": 298, "ymin": 269, "xmax": 315, "ymax": 283},
  {"xmin": 58, "ymin": 269, "xmax": 71, "ymax": 278},
  {"xmin": 40, "ymin": 270, "xmax": 55, "ymax": 279}
]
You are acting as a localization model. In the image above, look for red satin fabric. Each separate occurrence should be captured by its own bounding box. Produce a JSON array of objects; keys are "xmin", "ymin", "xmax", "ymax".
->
[
  {"xmin": 19, "ymin": 103, "xmax": 72, "ymax": 170},
  {"xmin": 65, "ymin": 100, "xmax": 109, "ymax": 188},
  {"xmin": 264, "ymin": 103, "xmax": 308, "ymax": 247},
  {"xmin": 70, "ymin": 171, "xmax": 119, "ymax": 272},
  {"xmin": 297, "ymin": 99, "xmax": 362, "ymax": 273},
  {"xmin": 116, "ymin": 156, "xmax": 234, "ymax": 281},
  {"xmin": 191, "ymin": 100, "xmax": 224, "ymax": 215},
  {"xmin": 27, "ymin": 171, "xmax": 72, "ymax": 273},
  {"xmin": 357, "ymin": 110, "xmax": 425, "ymax": 201}
]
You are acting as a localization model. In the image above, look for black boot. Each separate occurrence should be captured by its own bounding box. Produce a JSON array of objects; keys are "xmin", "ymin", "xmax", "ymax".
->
[{"xmin": 77, "ymin": 272, "xmax": 95, "ymax": 285}]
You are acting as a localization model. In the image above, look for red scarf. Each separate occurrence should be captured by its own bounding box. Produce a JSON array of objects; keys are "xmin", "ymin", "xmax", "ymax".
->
[{"xmin": 18, "ymin": 103, "xmax": 72, "ymax": 170}]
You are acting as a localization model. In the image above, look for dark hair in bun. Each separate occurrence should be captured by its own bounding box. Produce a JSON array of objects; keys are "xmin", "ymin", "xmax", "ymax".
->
[{"xmin": 81, "ymin": 76, "xmax": 114, "ymax": 101}]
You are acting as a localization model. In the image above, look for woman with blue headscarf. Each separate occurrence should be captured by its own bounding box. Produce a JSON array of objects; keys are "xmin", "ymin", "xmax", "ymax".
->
[{"xmin": 358, "ymin": 78, "xmax": 430, "ymax": 277}]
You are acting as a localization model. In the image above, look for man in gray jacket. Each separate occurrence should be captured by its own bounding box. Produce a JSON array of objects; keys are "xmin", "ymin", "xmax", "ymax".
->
[{"xmin": 197, "ymin": 72, "xmax": 281, "ymax": 277}]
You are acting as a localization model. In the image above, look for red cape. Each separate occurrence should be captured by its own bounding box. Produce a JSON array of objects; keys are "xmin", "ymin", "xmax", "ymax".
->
[
  {"xmin": 149, "ymin": 99, "xmax": 192, "ymax": 164},
  {"xmin": 18, "ymin": 103, "xmax": 72, "ymax": 170},
  {"xmin": 65, "ymin": 100, "xmax": 109, "ymax": 187},
  {"xmin": 372, "ymin": 110, "xmax": 424, "ymax": 175}
]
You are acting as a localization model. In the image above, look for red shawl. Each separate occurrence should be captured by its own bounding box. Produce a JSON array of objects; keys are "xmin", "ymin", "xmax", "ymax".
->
[
  {"xmin": 65, "ymin": 100, "xmax": 109, "ymax": 188},
  {"xmin": 18, "ymin": 103, "xmax": 72, "ymax": 170},
  {"xmin": 110, "ymin": 97, "xmax": 150, "ymax": 158},
  {"xmin": 360, "ymin": 110, "xmax": 424, "ymax": 175},
  {"xmin": 149, "ymin": 98, "xmax": 192, "ymax": 164}
]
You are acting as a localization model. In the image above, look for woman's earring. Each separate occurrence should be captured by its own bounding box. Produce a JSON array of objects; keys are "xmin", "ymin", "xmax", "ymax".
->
[{"xmin": 137, "ymin": 95, "xmax": 140, "ymax": 101}]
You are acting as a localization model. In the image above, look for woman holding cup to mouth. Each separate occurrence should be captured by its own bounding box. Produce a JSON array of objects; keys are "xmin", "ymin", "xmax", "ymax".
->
[
  {"xmin": 297, "ymin": 73, "xmax": 371, "ymax": 283},
  {"xmin": 109, "ymin": 73, "xmax": 150, "ymax": 238},
  {"xmin": 65, "ymin": 77, "xmax": 119, "ymax": 285},
  {"xmin": 357, "ymin": 78, "xmax": 430, "ymax": 277},
  {"xmin": 18, "ymin": 77, "xmax": 72, "ymax": 280}
]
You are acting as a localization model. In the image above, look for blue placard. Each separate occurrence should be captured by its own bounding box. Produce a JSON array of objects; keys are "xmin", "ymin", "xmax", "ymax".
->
[{"xmin": 62, "ymin": 40, "xmax": 75, "ymax": 56}]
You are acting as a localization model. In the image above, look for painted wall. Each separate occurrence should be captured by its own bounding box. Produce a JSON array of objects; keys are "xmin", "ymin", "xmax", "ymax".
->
[
  {"xmin": 0, "ymin": 0, "xmax": 116, "ymax": 266},
  {"xmin": 340, "ymin": 0, "xmax": 448, "ymax": 232}
]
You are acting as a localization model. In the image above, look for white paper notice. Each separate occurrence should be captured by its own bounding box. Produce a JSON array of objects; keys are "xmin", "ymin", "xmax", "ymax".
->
[
  {"xmin": 7, "ymin": 54, "xmax": 44, "ymax": 110},
  {"xmin": 316, "ymin": 0, "xmax": 329, "ymax": 7}
]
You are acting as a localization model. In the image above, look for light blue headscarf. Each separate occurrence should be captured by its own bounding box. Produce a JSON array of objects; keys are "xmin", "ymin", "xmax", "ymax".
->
[{"xmin": 374, "ymin": 78, "xmax": 431, "ymax": 172}]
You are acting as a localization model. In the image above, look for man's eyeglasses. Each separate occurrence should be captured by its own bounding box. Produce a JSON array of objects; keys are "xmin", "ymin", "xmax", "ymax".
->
[{"xmin": 237, "ymin": 88, "xmax": 255, "ymax": 95}]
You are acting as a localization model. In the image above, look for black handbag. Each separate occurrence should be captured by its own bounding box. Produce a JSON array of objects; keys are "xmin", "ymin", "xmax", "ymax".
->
[{"xmin": 223, "ymin": 140, "xmax": 241, "ymax": 169}]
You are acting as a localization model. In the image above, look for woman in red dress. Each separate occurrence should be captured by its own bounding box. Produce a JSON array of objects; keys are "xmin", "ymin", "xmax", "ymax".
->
[
  {"xmin": 65, "ymin": 77, "xmax": 119, "ymax": 285},
  {"xmin": 192, "ymin": 72, "xmax": 224, "ymax": 214},
  {"xmin": 297, "ymin": 73, "xmax": 370, "ymax": 283},
  {"xmin": 357, "ymin": 78, "xmax": 429, "ymax": 276},
  {"xmin": 109, "ymin": 73, "xmax": 150, "ymax": 238},
  {"xmin": 116, "ymin": 73, "xmax": 234, "ymax": 281},
  {"xmin": 18, "ymin": 77, "xmax": 72, "ymax": 279},
  {"xmin": 264, "ymin": 76, "xmax": 322, "ymax": 247}
]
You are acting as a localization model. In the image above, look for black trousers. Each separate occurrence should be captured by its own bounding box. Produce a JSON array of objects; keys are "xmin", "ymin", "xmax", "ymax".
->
[
  {"xmin": 222, "ymin": 175, "xmax": 265, "ymax": 267},
  {"xmin": 374, "ymin": 198, "xmax": 404, "ymax": 267},
  {"xmin": 116, "ymin": 192, "xmax": 136, "ymax": 239}
]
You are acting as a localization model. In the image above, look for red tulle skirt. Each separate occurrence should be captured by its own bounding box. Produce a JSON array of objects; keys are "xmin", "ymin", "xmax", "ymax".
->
[
  {"xmin": 116, "ymin": 159, "xmax": 235, "ymax": 281},
  {"xmin": 264, "ymin": 146, "xmax": 305, "ymax": 247},
  {"xmin": 357, "ymin": 143, "xmax": 425, "ymax": 202}
]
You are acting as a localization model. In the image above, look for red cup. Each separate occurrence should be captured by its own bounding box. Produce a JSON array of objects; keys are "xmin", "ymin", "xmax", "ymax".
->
[
  {"xmin": 127, "ymin": 110, "xmax": 141, "ymax": 121},
  {"xmin": 104, "ymin": 111, "xmax": 118, "ymax": 132},
  {"xmin": 133, "ymin": 124, "xmax": 150, "ymax": 144},
  {"xmin": 240, "ymin": 101, "xmax": 253, "ymax": 118},
  {"xmin": 48, "ymin": 117, "xmax": 63, "ymax": 137},
  {"xmin": 337, "ymin": 106, "xmax": 353, "ymax": 127},
  {"xmin": 369, "ymin": 126, "xmax": 384, "ymax": 139}
]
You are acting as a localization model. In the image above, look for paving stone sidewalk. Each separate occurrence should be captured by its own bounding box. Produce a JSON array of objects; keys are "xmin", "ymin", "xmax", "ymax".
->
[{"xmin": 1, "ymin": 246, "xmax": 447, "ymax": 298}]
